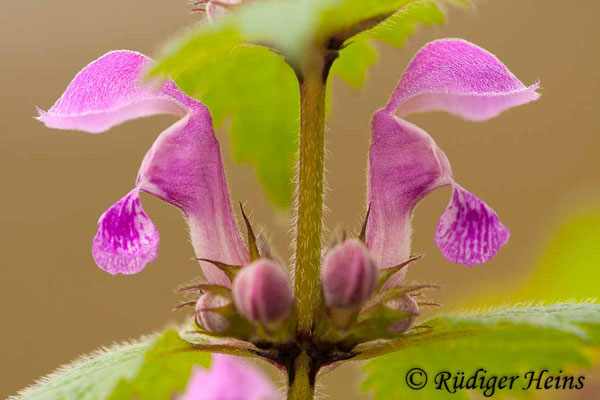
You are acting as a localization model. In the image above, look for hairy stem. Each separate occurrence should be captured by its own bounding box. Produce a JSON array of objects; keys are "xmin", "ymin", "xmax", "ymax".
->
[
  {"xmin": 287, "ymin": 352, "xmax": 315, "ymax": 400},
  {"xmin": 294, "ymin": 54, "xmax": 328, "ymax": 335}
]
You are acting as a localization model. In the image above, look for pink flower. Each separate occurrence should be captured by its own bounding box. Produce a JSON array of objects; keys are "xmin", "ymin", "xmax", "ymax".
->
[
  {"xmin": 37, "ymin": 51, "xmax": 249, "ymax": 285},
  {"xmin": 180, "ymin": 355, "xmax": 280, "ymax": 400},
  {"xmin": 366, "ymin": 39, "xmax": 540, "ymax": 283}
]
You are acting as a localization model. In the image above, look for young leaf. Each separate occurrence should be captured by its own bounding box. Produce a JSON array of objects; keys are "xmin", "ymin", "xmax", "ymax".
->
[
  {"xmin": 361, "ymin": 302, "xmax": 600, "ymax": 400},
  {"xmin": 153, "ymin": 0, "xmax": 460, "ymax": 208}
]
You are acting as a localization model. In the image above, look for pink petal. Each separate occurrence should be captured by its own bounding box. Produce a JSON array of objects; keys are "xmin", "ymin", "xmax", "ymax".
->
[
  {"xmin": 385, "ymin": 39, "xmax": 540, "ymax": 120},
  {"xmin": 232, "ymin": 259, "xmax": 293, "ymax": 324},
  {"xmin": 37, "ymin": 51, "xmax": 187, "ymax": 133},
  {"xmin": 92, "ymin": 189, "xmax": 159, "ymax": 275},
  {"xmin": 38, "ymin": 51, "xmax": 248, "ymax": 281},
  {"xmin": 366, "ymin": 112, "xmax": 451, "ymax": 275},
  {"xmin": 366, "ymin": 111, "xmax": 511, "ymax": 270},
  {"xmin": 321, "ymin": 239, "xmax": 378, "ymax": 308},
  {"xmin": 180, "ymin": 355, "xmax": 280, "ymax": 400},
  {"xmin": 435, "ymin": 185, "xmax": 510, "ymax": 266},
  {"xmin": 137, "ymin": 111, "xmax": 249, "ymax": 285}
]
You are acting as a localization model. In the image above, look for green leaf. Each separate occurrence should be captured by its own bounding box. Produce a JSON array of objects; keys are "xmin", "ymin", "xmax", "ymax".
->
[
  {"xmin": 11, "ymin": 330, "xmax": 211, "ymax": 400},
  {"xmin": 10, "ymin": 337, "xmax": 153, "ymax": 400},
  {"xmin": 108, "ymin": 329, "xmax": 211, "ymax": 400},
  {"xmin": 210, "ymin": 0, "xmax": 414, "ymax": 62},
  {"xmin": 331, "ymin": 37, "xmax": 378, "ymax": 87},
  {"xmin": 153, "ymin": 0, "xmax": 461, "ymax": 208},
  {"xmin": 362, "ymin": 302, "xmax": 600, "ymax": 400},
  {"xmin": 368, "ymin": 0, "xmax": 445, "ymax": 47}
]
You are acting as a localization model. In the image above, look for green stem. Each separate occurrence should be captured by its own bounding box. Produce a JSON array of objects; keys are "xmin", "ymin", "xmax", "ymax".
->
[
  {"xmin": 287, "ymin": 352, "xmax": 315, "ymax": 400},
  {"xmin": 294, "ymin": 55, "xmax": 328, "ymax": 335}
]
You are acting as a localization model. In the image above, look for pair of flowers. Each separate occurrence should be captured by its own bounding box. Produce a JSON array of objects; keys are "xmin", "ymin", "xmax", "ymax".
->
[{"xmin": 37, "ymin": 39, "xmax": 539, "ymax": 283}]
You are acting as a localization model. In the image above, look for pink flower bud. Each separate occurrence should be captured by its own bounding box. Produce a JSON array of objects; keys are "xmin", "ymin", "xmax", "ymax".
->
[
  {"xmin": 321, "ymin": 239, "xmax": 378, "ymax": 309},
  {"xmin": 387, "ymin": 294, "xmax": 419, "ymax": 333},
  {"xmin": 195, "ymin": 293, "xmax": 231, "ymax": 332},
  {"xmin": 233, "ymin": 259, "xmax": 293, "ymax": 325}
]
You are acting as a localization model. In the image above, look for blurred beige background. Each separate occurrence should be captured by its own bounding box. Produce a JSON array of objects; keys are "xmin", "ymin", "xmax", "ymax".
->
[{"xmin": 1, "ymin": 1, "xmax": 599, "ymax": 398}]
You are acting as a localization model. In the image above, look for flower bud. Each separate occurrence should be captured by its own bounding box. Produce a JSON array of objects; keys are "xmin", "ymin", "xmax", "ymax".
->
[
  {"xmin": 195, "ymin": 293, "xmax": 231, "ymax": 332},
  {"xmin": 232, "ymin": 259, "xmax": 293, "ymax": 325},
  {"xmin": 321, "ymin": 239, "xmax": 378, "ymax": 309},
  {"xmin": 387, "ymin": 294, "xmax": 419, "ymax": 333}
]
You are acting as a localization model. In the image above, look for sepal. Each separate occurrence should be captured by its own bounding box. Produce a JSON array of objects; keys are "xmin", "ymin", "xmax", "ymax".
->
[
  {"xmin": 365, "ymin": 284, "xmax": 439, "ymax": 309},
  {"xmin": 353, "ymin": 303, "xmax": 420, "ymax": 340},
  {"xmin": 358, "ymin": 204, "xmax": 371, "ymax": 243},
  {"xmin": 239, "ymin": 203, "xmax": 260, "ymax": 261},
  {"xmin": 179, "ymin": 283, "xmax": 233, "ymax": 297},
  {"xmin": 325, "ymin": 307, "xmax": 360, "ymax": 332},
  {"xmin": 195, "ymin": 258, "xmax": 243, "ymax": 282},
  {"xmin": 377, "ymin": 255, "xmax": 423, "ymax": 289},
  {"xmin": 178, "ymin": 319, "xmax": 273, "ymax": 360}
]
